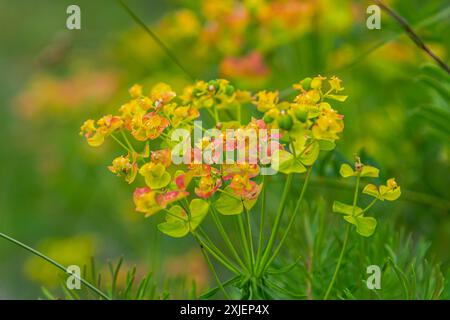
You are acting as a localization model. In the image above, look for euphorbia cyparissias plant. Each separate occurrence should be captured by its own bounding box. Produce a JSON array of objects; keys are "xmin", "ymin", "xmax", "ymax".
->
[{"xmin": 80, "ymin": 76, "xmax": 396, "ymax": 299}]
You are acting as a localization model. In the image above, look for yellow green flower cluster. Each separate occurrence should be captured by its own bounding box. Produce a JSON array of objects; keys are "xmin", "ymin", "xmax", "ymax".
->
[
  {"xmin": 80, "ymin": 76, "xmax": 346, "ymax": 238},
  {"xmin": 334, "ymin": 156, "xmax": 401, "ymax": 237}
]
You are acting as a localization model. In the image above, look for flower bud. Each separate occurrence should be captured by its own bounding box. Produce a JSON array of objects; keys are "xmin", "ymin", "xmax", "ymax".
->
[
  {"xmin": 294, "ymin": 109, "xmax": 308, "ymax": 122},
  {"xmin": 277, "ymin": 114, "xmax": 293, "ymax": 130}
]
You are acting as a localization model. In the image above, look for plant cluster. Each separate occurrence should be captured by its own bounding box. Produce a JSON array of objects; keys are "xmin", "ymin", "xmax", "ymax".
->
[{"xmin": 80, "ymin": 76, "xmax": 400, "ymax": 298}]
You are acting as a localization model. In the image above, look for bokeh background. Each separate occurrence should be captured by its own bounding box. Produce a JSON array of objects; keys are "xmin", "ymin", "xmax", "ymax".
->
[{"xmin": 0, "ymin": 0, "xmax": 448, "ymax": 299}]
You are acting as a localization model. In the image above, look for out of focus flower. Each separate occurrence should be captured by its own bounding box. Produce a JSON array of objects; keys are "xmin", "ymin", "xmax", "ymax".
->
[
  {"xmin": 220, "ymin": 51, "xmax": 269, "ymax": 82},
  {"xmin": 108, "ymin": 154, "xmax": 138, "ymax": 184},
  {"xmin": 24, "ymin": 235, "xmax": 96, "ymax": 288}
]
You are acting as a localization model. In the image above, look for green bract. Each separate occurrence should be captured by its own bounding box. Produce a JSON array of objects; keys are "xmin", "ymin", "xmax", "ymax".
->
[
  {"xmin": 271, "ymin": 141, "xmax": 320, "ymax": 174},
  {"xmin": 215, "ymin": 186, "xmax": 258, "ymax": 215},
  {"xmin": 363, "ymin": 180, "xmax": 401, "ymax": 201},
  {"xmin": 157, "ymin": 199, "xmax": 209, "ymax": 238},
  {"xmin": 332, "ymin": 201, "xmax": 377, "ymax": 237},
  {"xmin": 339, "ymin": 163, "xmax": 379, "ymax": 178}
]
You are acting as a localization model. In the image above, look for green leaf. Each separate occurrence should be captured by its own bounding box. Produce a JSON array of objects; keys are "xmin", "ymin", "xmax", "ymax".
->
[
  {"xmin": 360, "ymin": 165, "xmax": 379, "ymax": 178},
  {"xmin": 339, "ymin": 163, "xmax": 355, "ymax": 178},
  {"xmin": 157, "ymin": 206, "xmax": 189, "ymax": 238},
  {"xmin": 188, "ymin": 199, "xmax": 209, "ymax": 230},
  {"xmin": 318, "ymin": 139, "xmax": 335, "ymax": 151},
  {"xmin": 344, "ymin": 215, "xmax": 377, "ymax": 237},
  {"xmin": 158, "ymin": 201, "xmax": 209, "ymax": 238},
  {"xmin": 243, "ymin": 197, "xmax": 258, "ymax": 211},
  {"xmin": 271, "ymin": 149, "xmax": 306, "ymax": 174},
  {"xmin": 363, "ymin": 184, "xmax": 379, "ymax": 198},
  {"xmin": 332, "ymin": 201, "xmax": 362, "ymax": 216},
  {"xmin": 157, "ymin": 220, "xmax": 187, "ymax": 238},
  {"xmin": 215, "ymin": 187, "xmax": 243, "ymax": 215},
  {"xmin": 145, "ymin": 171, "xmax": 171, "ymax": 190},
  {"xmin": 327, "ymin": 94, "xmax": 348, "ymax": 102},
  {"xmin": 299, "ymin": 140, "xmax": 320, "ymax": 166}
]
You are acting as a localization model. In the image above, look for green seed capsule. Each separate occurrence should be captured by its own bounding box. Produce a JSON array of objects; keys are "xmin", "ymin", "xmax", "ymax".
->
[
  {"xmin": 300, "ymin": 77, "xmax": 312, "ymax": 90},
  {"xmin": 295, "ymin": 109, "xmax": 308, "ymax": 122},
  {"xmin": 263, "ymin": 114, "xmax": 274, "ymax": 124},
  {"xmin": 278, "ymin": 114, "xmax": 293, "ymax": 130},
  {"xmin": 225, "ymin": 85, "xmax": 235, "ymax": 95}
]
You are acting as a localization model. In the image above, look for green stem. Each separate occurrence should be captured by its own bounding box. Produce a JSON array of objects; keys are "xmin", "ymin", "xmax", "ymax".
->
[
  {"xmin": 116, "ymin": 0, "xmax": 195, "ymax": 80},
  {"xmin": 257, "ymin": 174, "xmax": 293, "ymax": 274},
  {"xmin": 162, "ymin": 208, "xmax": 188, "ymax": 222},
  {"xmin": 0, "ymin": 232, "xmax": 110, "ymax": 300},
  {"xmin": 120, "ymin": 129, "xmax": 137, "ymax": 154},
  {"xmin": 244, "ymin": 207, "xmax": 255, "ymax": 271},
  {"xmin": 255, "ymin": 175, "xmax": 267, "ymax": 269},
  {"xmin": 323, "ymin": 224, "xmax": 350, "ymax": 300},
  {"xmin": 260, "ymin": 167, "xmax": 313, "ymax": 275},
  {"xmin": 237, "ymin": 213, "xmax": 252, "ymax": 271},
  {"xmin": 210, "ymin": 207, "xmax": 248, "ymax": 272},
  {"xmin": 194, "ymin": 231, "xmax": 240, "ymax": 275},
  {"xmin": 110, "ymin": 133, "xmax": 131, "ymax": 153},
  {"xmin": 358, "ymin": 198, "xmax": 378, "ymax": 216},
  {"xmin": 192, "ymin": 233, "xmax": 231, "ymax": 299},
  {"xmin": 214, "ymin": 107, "xmax": 220, "ymax": 124},
  {"xmin": 197, "ymin": 227, "xmax": 241, "ymax": 272},
  {"xmin": 323, "ymin": 175, "xmax": 360, "ymax": 299}
]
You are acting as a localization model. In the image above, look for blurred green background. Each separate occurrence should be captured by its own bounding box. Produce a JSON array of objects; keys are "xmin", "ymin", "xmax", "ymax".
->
[{"xmin": 0, "ymin": 0, "xmax": 448, "ymax": 299}]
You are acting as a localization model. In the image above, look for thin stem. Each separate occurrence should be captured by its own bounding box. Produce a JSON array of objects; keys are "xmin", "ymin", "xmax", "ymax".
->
[
  {"xmin": 192, "ymin": 233, "xmax": 231, "ymax": 299},
  {"xmin": 197, "ymin": 227, "xmax": 241, "ymax": 273},
  {"xmin": 257, "ymin": 174, "xmax": 293, "ymax": 274},
  {"xmin": 260, "ymin": 166, "xmax": 313, "ymax": 274},
  {"xmin": 0, "ymin": 232, "xmax": 110, "ymax": 300},
  {"xmin": 120, "ymin": 129, "xmax": 137, "ymax": 154},
  {"xmin": 210, "ymin": 207, "xmax": 248, "ymax": 272},
  {"xmin": 237, "ymin": 213, "xmax": 252, "ymax": 271},
  {"xmin": 256, "ymin": 175, "xmax": 267, "ymax": 269},
  {"xmin": 110, "ymin": 133, "xmax": 131, "ymax": 153},
  {"xmin": 195, "ymin": 230, "xmax": 240, "ymax": 275},
  {"xmin": 116, "ymin": 0, "xmax": 195, "ymax": 80},
  {"xmin": 375, "ymin": 0, "xmax": 450, "ymax": 74},
  {"xmin": 323, "ymin": 224, "xmax": 350, "ymax": 300},
  {"xmin": 162, "ymin": 208, "xmax": 188, "ymax": 222},
  {"xmin": 214, "ymin": 107, "xmax": 220, "ymax": 124},
  {"xmin": 323, "ymin": 175, "xmax": 360, "ymax": 299},
  {"xmin": 358, "ymin": 198, "xmax": 378, "ymax": 216},
  {"xmin": 244, "ymin": 207, "xmax": 256, "ymax": 271}
]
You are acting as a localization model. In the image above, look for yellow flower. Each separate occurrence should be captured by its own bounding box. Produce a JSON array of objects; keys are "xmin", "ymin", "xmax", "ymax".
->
[
  {"xmin": 133, "ymin": 187, "xmax": 162, "ymax": 217},
  {"xmin": 131, "ymin": 112, "xmax": 169, "ymax": 141},
  {"xmin": 139, "ymin": 162, "xmax": 171, "ymax": 190},
  {"xmin": 108, "ymin": 154, "xmax": 138, "ymax": 184},
  {"xmin": 128, "ymin": 84, "xmax": 143, "ymax": 98},
  {"xmin": 329, "ymin": 76, "xmax": 344, "ymax": 92},
  {"xmin": 312, "ymin": 108, "xmax": 344, "ymax": 141},
  {"xmin": 150, "ymin": 82, "xmax": 176, "ymax": 108},
  {"xmin": 363, "ymin": 178, "xmax": 401, "ymax": 201},
  {"xmin": 80, "ymin": 115, "xmax": 123, "ymax": 147},
  {"xmin": 253, "ymin": 90, "xmax": 279, "ymax": 112},
  {"xmin": 195, "ymin": 175, "xmax": 222, "ymax": 199},
  {"xmin": 172, "ymin": 105, "xmax": 200, "ymax": 127}
]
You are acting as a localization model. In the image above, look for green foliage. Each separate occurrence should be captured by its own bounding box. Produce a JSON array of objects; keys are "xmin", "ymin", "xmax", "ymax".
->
[{"xmin": 42, "ymin": 257, "xmax": 197, "ymax": 300}]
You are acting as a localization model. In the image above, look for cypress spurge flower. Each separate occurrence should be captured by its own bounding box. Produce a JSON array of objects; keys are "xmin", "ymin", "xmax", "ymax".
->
[
  {"xmin": 79, "ymin": 77, "xmax": 402, "ymax": 299},
  {"xmin": 333, "ymin": 157, "xmax": 401, "ymax": 237}
]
